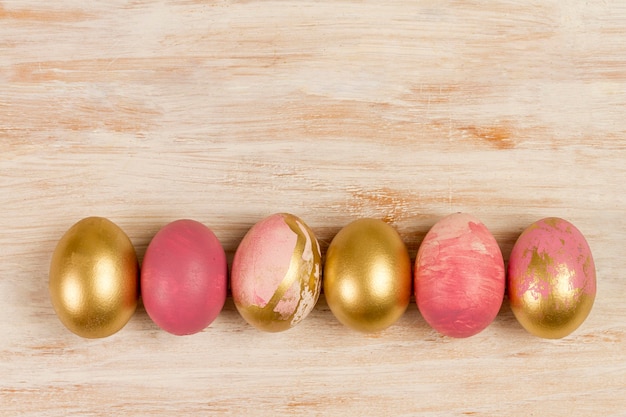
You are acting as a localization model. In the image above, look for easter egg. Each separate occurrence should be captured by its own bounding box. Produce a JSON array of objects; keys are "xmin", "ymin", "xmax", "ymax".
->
[
  {"xmin": 231, "ymin": 213, "xmax": 321, "ymax": 332},
  {"xmin": 507, "ymin": 217, "xmax": 596, "ymax": 339},
  {"xmin": 324, "ymin": 218, "xmax": 411, "ymax": 333},
  {"xmin": 141, "ymin": 219, "xmax": 227, "ymax": 335},
  {"xmin": 415, "ymin": 213, "xmax": 505, "ymax": 338},
  {"xmin": 49, "ymin": 217, "xmax": 139, "ymax": 338}
]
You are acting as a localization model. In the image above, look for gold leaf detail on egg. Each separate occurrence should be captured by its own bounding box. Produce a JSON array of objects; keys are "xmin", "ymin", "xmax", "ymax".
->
[
  {"xmin": 512, "ymin": 248, "xmax": 593, "ymax": 338},
  {"xmin": 509, "ymin": 217, "xmax": 597, "ymax": 340},
  {"xmin": 285, "ymin": 216, "xmax": 322, "ymax": 326},
  {"xmin": 237, "ymin": 214, "xmax": 321, "ymax": 332}
]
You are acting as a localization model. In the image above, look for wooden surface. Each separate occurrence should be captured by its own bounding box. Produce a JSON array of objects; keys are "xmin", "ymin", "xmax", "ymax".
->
[{"xmin": 1, "ymin": 1, "xmax": 625, "ymax": 415}]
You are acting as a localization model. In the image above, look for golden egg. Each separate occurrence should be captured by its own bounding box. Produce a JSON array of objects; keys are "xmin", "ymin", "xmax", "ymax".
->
[
  {"xmin": 49, "ymin": 217, "xmax": 139, "ymax": 338},
  {"xmin": 324, "ymin": 218, "xmax": 411, "ymax": 333}
]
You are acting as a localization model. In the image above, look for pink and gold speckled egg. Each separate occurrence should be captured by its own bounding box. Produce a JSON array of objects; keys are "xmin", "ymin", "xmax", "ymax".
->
[
  {"xmin": 508, "ymin": 217, "xmax": 596, "ymax": 339},
  {"xmin": 231, "ymin": 213, "xmax": 321, "ymax": 332},
  {"xmin": 415, "ymin": 213, "xmax": 505, "ymax": 338}
]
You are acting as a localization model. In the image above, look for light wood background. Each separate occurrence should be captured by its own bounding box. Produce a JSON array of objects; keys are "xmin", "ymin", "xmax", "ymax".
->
[{"xmin": 1, "ymin": 1, "xmax": 625, "ymax": 415}]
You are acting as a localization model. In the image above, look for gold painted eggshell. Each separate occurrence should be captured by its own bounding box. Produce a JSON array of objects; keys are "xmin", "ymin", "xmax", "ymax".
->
[
  {"xmin": 49, "ymin": 217, "xmax": 139, "ymax": 338},
  {"xmin": 231, "ymin": 213, "xmax": 321, "ymax": 332},
  {"xmin": 507, "ymin": 217, "xmax": 596, "ymax": 339},
  {"xmin": 324, "ymin": 218, "xmax": 411, "ymax": 333}
]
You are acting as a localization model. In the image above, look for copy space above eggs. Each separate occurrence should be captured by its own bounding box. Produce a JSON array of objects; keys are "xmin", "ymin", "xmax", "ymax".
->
[
  {"xmin": 49, "ymin": 217, "xmax": 139, "ymax": 339},
  {"xmin": 231, "ymin": 213, "xmax": 321, "ymax": 332},
  {"xmin": 507, "ymin": 217, "xmax": 596, "ymax": 339},
  {"xmin": 414, "ymin": 213, "xmax": 505, "ymax": 338}
]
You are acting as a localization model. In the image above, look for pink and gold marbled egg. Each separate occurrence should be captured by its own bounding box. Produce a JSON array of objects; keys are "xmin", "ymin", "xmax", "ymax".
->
[
  {"xmin": 508, "ymin": 217, "xmax": 596, "ymax": 339},
  {"xmin": 415, "ymin": 213, "xmax": 505, "ymax": 338},
  {"xmin": 231, "ymin": 213, "xmax": 321, "ymax": 332}
]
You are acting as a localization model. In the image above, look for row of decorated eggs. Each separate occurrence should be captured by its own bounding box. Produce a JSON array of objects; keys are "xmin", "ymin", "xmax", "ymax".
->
[{"xmin": 49, "ymin": 213, "xmax": 596, "ymax": 339}]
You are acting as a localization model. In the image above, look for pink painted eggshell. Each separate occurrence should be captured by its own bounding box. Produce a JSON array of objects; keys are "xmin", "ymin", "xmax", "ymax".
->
[
  {"xmin": 231, "ymin": 213, "xmax": 321, "ymax": 332},
  {"xmin": 141, "ymin": 219, "xmax": 227, "ymax": 336},
  {"xmin": 507, "ymin": 217, "xmax": 596, "ymax": 339},
  {"xmin": 415, "ymin": 213, "xmax": 505, "ymax": 338}
]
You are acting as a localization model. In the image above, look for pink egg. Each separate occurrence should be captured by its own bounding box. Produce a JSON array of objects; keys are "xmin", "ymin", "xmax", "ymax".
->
[
  {"xmin": 141, "ymin": 219, "xmax": 227, "ymax": 335},
  {"xmin": 231, "ymin": 213, "xmax": 321, "ymax": 332},
  {"xmin": 415, "ymin": 213, "xmax": 505, "ymax": 338}
]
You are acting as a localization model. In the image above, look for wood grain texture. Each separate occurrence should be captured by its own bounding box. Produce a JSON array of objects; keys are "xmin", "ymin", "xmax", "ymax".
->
[{"xmin": 1, "ymin": 1, "xmax": 625, "ymax": 415}]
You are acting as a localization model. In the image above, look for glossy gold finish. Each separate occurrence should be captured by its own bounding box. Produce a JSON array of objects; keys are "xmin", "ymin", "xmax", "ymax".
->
[
  {"xmin": 49, "ymin": 217, "xmax": 139, "ymax": 338},
  {"xmin": 324, "ymin": 218, "xmax": 411, "ymax": 333},
  {"xmin": 509, "ymin": 250, "xmax": 595, "ymax": 339}
]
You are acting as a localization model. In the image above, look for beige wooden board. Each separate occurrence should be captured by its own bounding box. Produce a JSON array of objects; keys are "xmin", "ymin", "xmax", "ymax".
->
[{"xmin": 1, "ymin": 1, "xmax": 625, "ymax": 415}]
